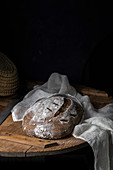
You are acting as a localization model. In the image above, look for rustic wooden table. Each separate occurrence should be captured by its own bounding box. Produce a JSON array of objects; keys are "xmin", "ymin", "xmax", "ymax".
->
[{"xmin": 0, "ymin": 82, "xmax": 113, "ymax": 157}]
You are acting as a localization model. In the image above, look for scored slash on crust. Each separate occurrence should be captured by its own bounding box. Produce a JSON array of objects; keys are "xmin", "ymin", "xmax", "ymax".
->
[{"xmin": 22, "ymin": 94, "xmax": 84, "ymax": 139}]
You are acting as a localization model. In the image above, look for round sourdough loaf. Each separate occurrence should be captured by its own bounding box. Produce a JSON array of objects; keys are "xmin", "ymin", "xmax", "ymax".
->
[{"xmin": 22, "ymin": 94, "xmax": 84, "ymax": 139}]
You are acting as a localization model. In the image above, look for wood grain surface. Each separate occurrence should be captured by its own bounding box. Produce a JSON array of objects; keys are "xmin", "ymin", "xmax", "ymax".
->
[{"xmin": 0, "ymin": 82, "xmax": 113, "ymax": 157}]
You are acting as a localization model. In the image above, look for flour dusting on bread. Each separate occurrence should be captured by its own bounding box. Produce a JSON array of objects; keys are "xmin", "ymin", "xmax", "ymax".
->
[{"xmin": 22, "ymin": 94, "xmax": 84, "ymax": 139}]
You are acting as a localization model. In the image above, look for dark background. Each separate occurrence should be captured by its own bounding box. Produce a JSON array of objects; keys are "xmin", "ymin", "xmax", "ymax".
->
[
  {"xmin": 0, "ymin": 1, "xmax": 113, "ymax": 95},
  {"xmin": 0, "ymin": 1, "xmax": 113, "ymax": 169}
]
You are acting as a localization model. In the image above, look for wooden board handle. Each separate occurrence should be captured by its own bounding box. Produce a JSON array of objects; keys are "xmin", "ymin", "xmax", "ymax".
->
[{"xmin": 0, "ymin": 132, "xmax": 58, "ymax": 148}]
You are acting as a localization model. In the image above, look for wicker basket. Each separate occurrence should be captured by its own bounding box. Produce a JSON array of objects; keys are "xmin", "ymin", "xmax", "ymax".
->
[{"xmin": 0, "ymin": 52, "xmax": 19, "ymax": 96}]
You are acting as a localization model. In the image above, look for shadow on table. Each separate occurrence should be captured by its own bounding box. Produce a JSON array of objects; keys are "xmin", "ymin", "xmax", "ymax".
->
[{"xmin": 0, "ymin": 146, "xmax": 94, "ymax": 170}]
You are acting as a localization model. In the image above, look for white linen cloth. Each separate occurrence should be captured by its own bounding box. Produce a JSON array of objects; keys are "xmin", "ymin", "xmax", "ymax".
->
[{"xmin": 11, "ymin": 73, "xmax": 113, "ymax": 170}]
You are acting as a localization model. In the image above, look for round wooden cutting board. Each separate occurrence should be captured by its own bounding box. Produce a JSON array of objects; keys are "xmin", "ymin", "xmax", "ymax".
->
[{"xmin": 0, "ymin": 83, "xmax": 113, "ymax": 157}]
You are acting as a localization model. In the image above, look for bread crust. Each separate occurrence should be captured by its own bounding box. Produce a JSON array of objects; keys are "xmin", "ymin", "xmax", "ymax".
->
[{"xmin": 22, "ymin": 94, "xmax": 84, "ymax": 139}]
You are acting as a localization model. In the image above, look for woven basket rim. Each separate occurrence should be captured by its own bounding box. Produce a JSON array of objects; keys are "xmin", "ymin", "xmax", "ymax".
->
[
  {"xmin": 0, "ymin": 74, "xmax": 19, "ymax": 82},
  {"xmin": 0, "ymin": 52, "xmax": 19, "ymax": 96},
  {"xmin": 0, "ymin": 80, "xmax": 19, "ymax": 86},
  {"xmin": 0, "ymin": 91, "xmax": 18, "ymax": 96},
  {"xmin": 0, "ymin": 82, "xmax": 19, "ymax": 89},
  {"xmin": 0, "ymin": 75, "xmax": 19, "ymax": 82},
  {"xmin": 0, "ymin": 52, "xmax": 17, "ymax": 77}
]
